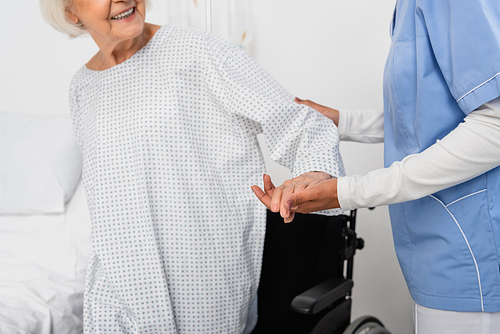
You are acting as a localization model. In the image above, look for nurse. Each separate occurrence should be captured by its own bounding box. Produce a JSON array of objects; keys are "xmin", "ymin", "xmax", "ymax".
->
[{"xmin": 252, "ymin": 0, "xmax": 500, "ymax": 333}]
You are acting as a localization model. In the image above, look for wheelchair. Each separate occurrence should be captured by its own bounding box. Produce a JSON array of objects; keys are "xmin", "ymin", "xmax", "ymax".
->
[{"xmin": 252, "ymin": 210, "xmax": 392, "ymax": 334}]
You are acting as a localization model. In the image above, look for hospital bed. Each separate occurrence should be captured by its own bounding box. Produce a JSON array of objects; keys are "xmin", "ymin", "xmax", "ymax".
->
[
  {"xmin": 0, "ymin": 184, "xmax": 91, "ymax": 334},
  {"xmin": 0, "ymin": 112, "xmax": 390, "ymax": 334},
  {"xmin": 0, "ymin": 112, "xmax": 91, "ymax": 334}
]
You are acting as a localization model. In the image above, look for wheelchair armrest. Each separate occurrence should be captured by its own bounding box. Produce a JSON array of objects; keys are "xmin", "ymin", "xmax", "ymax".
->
[{"xmin": 290, "ymin": 277, "xmax": 353, "ymax": 315}]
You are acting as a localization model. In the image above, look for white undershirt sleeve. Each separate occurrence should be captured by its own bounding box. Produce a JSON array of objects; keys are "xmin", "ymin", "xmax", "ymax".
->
[
  {"xmin": 337, "ymin": 108, "xmax": 384, "ymax": 143},
  {"xmin": 337, "ymin": 97, "xmax": 500, "ymax": 210}
]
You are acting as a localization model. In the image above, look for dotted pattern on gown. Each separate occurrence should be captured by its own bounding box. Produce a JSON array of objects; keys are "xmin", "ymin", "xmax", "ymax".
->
[{"xmin": 69, "ymin": 25, "xmax": 345, "ymax": 334}]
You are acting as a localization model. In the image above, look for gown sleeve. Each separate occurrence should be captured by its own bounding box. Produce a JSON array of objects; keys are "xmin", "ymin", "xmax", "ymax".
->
[
  {"xmin": 205, "ymin": 36, "xmax": 345, "ymax": 179},
  {"xmin": 417, "ymin": 0, "xmax": 500, "ymax": 114}
]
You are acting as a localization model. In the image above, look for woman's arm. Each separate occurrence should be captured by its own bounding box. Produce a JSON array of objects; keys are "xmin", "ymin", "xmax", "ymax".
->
[{"xmin": 208, "ymin": 36, "xmax": 345, "ymax": 183}]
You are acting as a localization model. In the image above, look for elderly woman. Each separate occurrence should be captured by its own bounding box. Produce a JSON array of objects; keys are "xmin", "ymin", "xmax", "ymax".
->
[{"xmin": 39, "ymin": 0, "xmax": 344, "ymax": 333}]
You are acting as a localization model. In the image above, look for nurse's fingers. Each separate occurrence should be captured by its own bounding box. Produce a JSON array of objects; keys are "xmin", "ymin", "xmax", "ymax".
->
[
  {"xmin": 284, "ymin": 212, "xmax": 295, "ymax": 224},
  {"xmin": 295, "ymin": 97, "xmax": 326, "ymax": 111},
  {"xmin": 285, "ymin": 179, "xmax": 340, "ymax": 213},
  {"xmin": 279, "ymin": 182, "xmax": 307, "ymax": 221},
  {"xmin": 295, "ymin": 97, "xmax": 339, "ymax": 126},
  {"xmin": 270, "ymin": 186, "xmax": 284, "ymax": 213},
  {"xmin": 278, "ymin": 184, "xmax": 294, "ymax": 219},
  {"xmin": 285, "ymin": 189, "xmax": 326, "ymax": 214}
]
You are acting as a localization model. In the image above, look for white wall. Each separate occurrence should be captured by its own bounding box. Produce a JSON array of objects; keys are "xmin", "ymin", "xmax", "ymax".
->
[
  {"xmin": 247, "ymin": 2, "xmax": 413, "ymax": 334},
  {"xmin": 0, "ymin": 1, "xmax": 413, "ymax": 333}
]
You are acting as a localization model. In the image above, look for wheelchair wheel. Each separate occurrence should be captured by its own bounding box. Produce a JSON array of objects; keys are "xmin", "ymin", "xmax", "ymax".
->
[{"xmin": 342, "ymin": 316, "xmax": 392, "ymax": 334}]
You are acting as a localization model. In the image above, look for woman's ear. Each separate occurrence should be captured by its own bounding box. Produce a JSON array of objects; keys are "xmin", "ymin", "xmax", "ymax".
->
[{"xmin": 65, "ymin": 7, "xmax": 79, "ymax": 24}]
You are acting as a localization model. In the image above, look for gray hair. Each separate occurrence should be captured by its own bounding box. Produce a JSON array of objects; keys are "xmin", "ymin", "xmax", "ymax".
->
[{"xmin": 39, "ymin": 0, "xmax": 152, "ymax": 38}]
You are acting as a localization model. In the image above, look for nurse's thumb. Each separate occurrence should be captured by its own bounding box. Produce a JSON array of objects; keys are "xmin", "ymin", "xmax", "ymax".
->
[
  {"xmin": 287, "ymin": 194, "xmax": 305, "ymax": 212},
  {"xmin": 295, "ymin": 98, "xmax": 339, "ymax": 126}
]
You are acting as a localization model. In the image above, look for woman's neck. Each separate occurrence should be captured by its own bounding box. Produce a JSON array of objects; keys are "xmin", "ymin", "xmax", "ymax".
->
[{"xmin": 87, "ymin": 23, "xmax": 161, "ymax": 71}]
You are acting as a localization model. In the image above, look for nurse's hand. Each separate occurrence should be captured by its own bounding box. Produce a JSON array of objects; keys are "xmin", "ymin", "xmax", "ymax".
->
[
  {"xmin": 251, "ymin": 172, "xmax": 335, "ymax": 223},
  {"xmin": 295, "ymin": 97, "xmax": 340, "ymax": 127},
  {"xmin": 284, "ymin": 178, "xmax": 340, "ymax": 214}
]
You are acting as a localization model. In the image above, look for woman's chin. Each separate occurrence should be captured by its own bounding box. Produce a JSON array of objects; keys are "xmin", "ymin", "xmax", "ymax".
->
[{"xmin": 111, "ymin": 20, "xmax": 146, "ymax": 41}]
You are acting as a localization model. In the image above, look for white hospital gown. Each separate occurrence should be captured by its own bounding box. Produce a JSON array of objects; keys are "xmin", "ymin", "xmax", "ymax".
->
[{"xmin": 69, "ymin": 25, "xmax": 344, "ymax": 334}]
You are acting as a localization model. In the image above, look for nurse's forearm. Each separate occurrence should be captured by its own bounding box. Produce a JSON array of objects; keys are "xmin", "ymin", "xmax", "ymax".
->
[
  {"xmin": 337, "ymin": 108, "xmax": 384, "ymax": 143},
  {"xmin": 337, "ymin": 98, "xmax": 500, "ymax": 210}
]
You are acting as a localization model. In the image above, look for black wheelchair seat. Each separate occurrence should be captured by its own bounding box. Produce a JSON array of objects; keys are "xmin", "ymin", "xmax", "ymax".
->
[{"xmin": 252, "ymin": 210, "xmax": 391, "ymax": 334}]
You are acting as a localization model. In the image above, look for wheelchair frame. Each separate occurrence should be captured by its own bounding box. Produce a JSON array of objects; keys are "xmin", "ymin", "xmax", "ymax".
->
[{"xmin": 290, "ymin": 210, "xmax": 391, "ymax": 334}]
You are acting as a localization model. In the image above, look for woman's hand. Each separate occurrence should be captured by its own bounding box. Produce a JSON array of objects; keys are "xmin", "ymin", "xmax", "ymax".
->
[
  {"xmin": 251, "ymin": 172, "xmax": 338, "ymax": 223},
  {"xmin": 295, "ymin": 97, "xmax": 340, "ymax": 127}
]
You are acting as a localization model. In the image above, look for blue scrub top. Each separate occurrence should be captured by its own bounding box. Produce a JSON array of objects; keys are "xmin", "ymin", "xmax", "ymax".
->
[{"xmin": 384, "ymin": 0, "xmax": 500, "ymax": 312}]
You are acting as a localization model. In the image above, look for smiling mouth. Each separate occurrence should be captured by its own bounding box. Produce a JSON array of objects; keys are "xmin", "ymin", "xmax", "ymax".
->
[{"xmin": 111, "ymin": 7, "xmax": 135, "ymax": 20}]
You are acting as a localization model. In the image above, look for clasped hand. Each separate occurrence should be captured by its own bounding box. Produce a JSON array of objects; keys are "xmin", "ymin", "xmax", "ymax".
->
[
  {"xmin": 251, "ymin": 97, "xmax": 341, "ymax": 223},
  {"xmin": 251, "ymin": 172, "xmax": 340, "ymax": 223}
]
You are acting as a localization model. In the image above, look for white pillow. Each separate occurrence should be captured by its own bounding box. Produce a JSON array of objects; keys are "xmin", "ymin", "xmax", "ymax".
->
[{"xmin": 0, "ymin": 112, "xmax": 83, "ymax": 214}]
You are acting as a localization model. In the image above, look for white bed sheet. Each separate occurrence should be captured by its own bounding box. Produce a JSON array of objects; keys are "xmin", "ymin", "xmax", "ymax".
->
[{"xmin": 0, "ymin": 181, "xmax": 91, "ymax": 334}]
